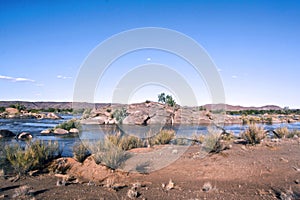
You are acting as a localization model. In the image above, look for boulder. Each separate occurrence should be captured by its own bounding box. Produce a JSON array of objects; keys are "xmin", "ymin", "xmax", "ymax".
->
[
  {"xmin": 93, "ymin": 116, "xmax": 107, "ymax": 124},
  {"xmin": 123, "ymin": 110, "xmax": 149, "ymax": 125},
  {"xmin": 41, "ymin": 129, "xmax": 51, "ymax": 134},
  {"xmin": 17, "ymin": 132, "xmax": 33, "ymax": 140},
  {"xmin": 54, "ymin": 128, "xmax": 69, "ymax": 135},
  {"xmin": 0, "ymin": 129, "xmax": 15, "ymax": 138},
  {"xmin": 5, "ymin": 107, "xmax": 18, "ymax": 114},
  {"xmin": 107, "ymin": 118, "xmax": 117, "ymax": 125},
  {"xmin": 69, "ymin": 128, "xmax": 79, "ymax": 134},
  {"xmin": 47, "ymin": 113, "xmax": 61, "ymax": 119}
]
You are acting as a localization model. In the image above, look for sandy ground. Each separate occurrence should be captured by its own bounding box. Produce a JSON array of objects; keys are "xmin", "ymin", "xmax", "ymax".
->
[{"xmin": 1, "ymin": 138, "xmax": 300, "ymax": 200}]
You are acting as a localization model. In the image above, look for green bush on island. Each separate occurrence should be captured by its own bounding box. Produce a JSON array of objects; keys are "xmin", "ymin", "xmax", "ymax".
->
[
  {"xmin": 9, "ymin": 103, "xmax": 26, "ymax": 111},
  {"xmin": 55, "ymin": 119, "xmax": 81, "ymax": 131},
  {"xmin": 0, "ymin": 107, "xmax": 5, "ymax": 112},
  {"xmin": 241, "ymin": 124, "xmax": 265, "ymax": 145},
  {"xmin": 5, "ymin": 140, "xmax": 61, "ymax": 175}
]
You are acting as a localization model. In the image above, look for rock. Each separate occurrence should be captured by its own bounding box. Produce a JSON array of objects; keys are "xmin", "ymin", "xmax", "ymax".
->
[
  {"xmin": 295, "ymin": 179, "xmax": 299, "ymax": 184},
  {"xmin": 123, "ymin": 110, "xmax": 149, "ymax": 125},
  {"xmin": 5, "ymin": 107, "xmax": 18, "ymax": 114},
  {"xmin": 47, "ymin": 112, "xmax": 61, "ymax": 119},
  {"xmin": 127, "ymin": 187, "xmax": 138, "ymax": 199},
  {"xmin": 69, "ymin": 128, "xmax": 79, "ymax": 134},
  {"xmin": 0, "ymin": 129, "xmax": 15, "ymax": 138},
  {"xmin": 54, "ymin": 128, "xmax": 69, "ymax": 135},
  {"xmin": 107, "ymin": 118, "xmax": 117, "ymax": 124},
  {"xmin": 280, "ymin": 157, "xmax": 289, "ymax": 163},
  {"xmin": 17, "ymin": 132, "xmax": 33, "ymax": 140},
  {"xmin": 41, "ymin": 129, "xmax": 51, "ymax": 134},
  {"xmin": 166, "ymin": 179, "xmax": 175, "ymax": 190},
  {"xmin": 202, "ymin": 182, "xmax": 212, "ymax": 192},
  {"xmin": 132, "ymin": 182, "xmax": 142, "ymax": 189},
  {"xmin": 293, "ymin": 135, "xmax": 299, "ymax": 139},
  {"xmin": 93, "ymin": 116, "xmax": 107, "ymax": 124},
  {"xmin": 56, "ymin": 180, "xmax": 66, "ymax": 186}
]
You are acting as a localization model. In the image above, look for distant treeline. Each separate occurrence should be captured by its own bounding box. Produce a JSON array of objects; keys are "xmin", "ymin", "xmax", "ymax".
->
[
  {"xmin": 0, "ymin": 103, "xmax": 80, "ymax": 114},
  {"xmin": 227, "ymin": 109, "xmax": 300, "ymax": 115}
]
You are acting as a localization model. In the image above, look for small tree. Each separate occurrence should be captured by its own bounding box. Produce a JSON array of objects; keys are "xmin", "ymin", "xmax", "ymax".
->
[
  {"xmin": 158, "ymin": 93, "xmax": 166, "ymax": 104},
  {"xmin": 158, "ymin": 93, "xmax": 176, "ymax": 107},
  {"xmin": 165, "ymin": 95, "xmax": 176, "ymax": 107}
]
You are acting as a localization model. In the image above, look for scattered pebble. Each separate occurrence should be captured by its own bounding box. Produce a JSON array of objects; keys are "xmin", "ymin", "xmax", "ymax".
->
[
  {"xmin": 241, "ymin": 146, "xmax": 248, "ymax": 151},
  {"xmin": 172, "ymin": 149, "xmax": 178, "ymax": 154},
  {"xmin": 202, "ymin": 182, "xmax": 212, "ymax": 192},
  {"xmin": 132, "ymin": 182, "xmax": 141, "ymax": 189},
  {"xmin": 56, "ymin": 180, "xmax": 66, "ymax": 186},
  {"xmin": 166, "ymin": 179, "xmax": 175, "ymax": 190},
  {"xmin": 0, "ymin": 194, "xmax": 8, "ymax": 199},
  {"xmin": 292, "ymin": 166, "xmax": 300, "ymax": 172},
  {"xmin": 280, "ymin": 157, "xmax": 289, "ymax": 163},
  {"xmin": 127, "ymin": 188, "xmax": 138, "ymax": 199},
  {"xmin": 295, "ymin": 179, "xmax": 299, "ymax": 184}
]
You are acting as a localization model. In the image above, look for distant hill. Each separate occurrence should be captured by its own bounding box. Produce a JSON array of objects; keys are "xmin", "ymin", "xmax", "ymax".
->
[
  {"xmin": 0, "ymin": 101, "xmax": 109, "ymax": 110},
  {"xmin": 0, "ymin": 101, "xmax": 283, "ymax": 111},
  {"xmin": 204, "ymin": 104, "xmax": 282, "ymax": 111}
]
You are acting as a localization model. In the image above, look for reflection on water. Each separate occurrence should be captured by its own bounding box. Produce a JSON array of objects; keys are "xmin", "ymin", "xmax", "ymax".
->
[{"xmin": 1, "ymin": 116, "xmax": 300, "ymax": 157}]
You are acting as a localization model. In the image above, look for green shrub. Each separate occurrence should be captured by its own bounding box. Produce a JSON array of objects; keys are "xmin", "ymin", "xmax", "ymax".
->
[
  {"xmin": 241, "ymin": 124, "xmax": 265, "ymax": 145},
  {"xmin": 106, "ymin": 134, "xmax": 143, "ymax": 151},
  {"xmin": 112, "ymin": 108, "xmax": 128, "ymax": 124},
  {"xmin": 275, "ymin": 127, "xmax": 289, "ymax": 138},
  {"xmin": 203, "ymin": 128, "xmax": 221, "ymax": 152},
  {"xmin": 150, "ymin": 129, "xmax": 175, "ymax": 145},
  {"xmin": 287, "ymin": 129, "xmax": 300, "ymax": 138},
  {"xmin": 242, "ymin": 118, "xmax": 250, "ymax": 125},
  {"xmin": 87, "ymin": 138, "xmax": 129, "ymax": 169},
  {"xmin": 202, "ymin": 127, "xmax": 233, "ymax": 153},
  {"xmin": 55, "ymin": 119, "xmax": 80, "ymax": 131},
  {"xmin": 191, "ymin": 133, "xmax": 205, "ymax": 144},
  {"xmin": 0, "ymin": 107, "xmax": 5, "ymax": 112},
  {"xmin": 118, "ymin": 135, "xmax": 144, "ymax": 150},
  {"xmin": 5, "ymin": 140, "xmax": 61, "ymax": 175},
  {"xmin": 72, "ymin": 142, "xmax": 90, "ymax": 163}
]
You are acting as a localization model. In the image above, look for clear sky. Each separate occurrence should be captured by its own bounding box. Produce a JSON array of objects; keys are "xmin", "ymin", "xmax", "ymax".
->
[{"xmin": 0, "ymin": 0, "xmax": 300, "ymax": 108}]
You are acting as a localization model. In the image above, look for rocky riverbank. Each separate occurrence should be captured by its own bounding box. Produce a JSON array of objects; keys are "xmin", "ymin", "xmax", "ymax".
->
[
  {"xmin": 81, "ymin": 101, "xmax": 300, "ymax": 125},
  {"xmin": 0, "ymin": 108, "xmax": 62, "ymax": 119}
]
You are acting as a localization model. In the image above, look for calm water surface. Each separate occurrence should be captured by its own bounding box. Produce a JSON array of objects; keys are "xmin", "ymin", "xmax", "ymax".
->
[{"xmin": 1, "ymin": 116, "xmax": 299, "ymax": 156}]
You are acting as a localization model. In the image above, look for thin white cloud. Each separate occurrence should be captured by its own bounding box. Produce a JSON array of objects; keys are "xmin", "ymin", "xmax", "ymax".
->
[
  {"xmin": 232, "ymin": 75, "xmax": 238, "ymax": 79},
  {"xmin": 217, "ymin": 68, "xmax": 222, "ymax": 72},
  {"xmin": 35, "ymin": 83, "xmax": 44, "ymax": 87},
  {"xmin": 57, "ymin": 75, "xmax": 72, "ymax": 79},
  {"xmin": 0, "ymin": 75, "xmax": 35, "ymax": 82},
  {"xmin": 146, "ymin": 57, "xmax": 151, "ymax": 61}
]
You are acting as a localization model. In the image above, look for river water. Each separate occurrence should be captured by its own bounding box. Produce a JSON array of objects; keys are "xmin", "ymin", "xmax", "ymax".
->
[{"xmin": 1, "ymin": 116, "xmax": 300, "ymax": 156}]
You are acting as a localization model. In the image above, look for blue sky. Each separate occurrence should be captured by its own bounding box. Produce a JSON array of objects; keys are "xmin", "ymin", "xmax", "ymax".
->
[{"xmin": 0, "ymin": 0, "xmax": 300, "ymax": 108}]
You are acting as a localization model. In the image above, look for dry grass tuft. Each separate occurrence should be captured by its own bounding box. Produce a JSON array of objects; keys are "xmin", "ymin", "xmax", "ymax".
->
[
  {"xmin": 241, "ymin": 124, "xmax": 265, "ymax": 145},
  {"xmin": 275, "ymin": 127, "xmax": 289, "ymax": 138}
]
